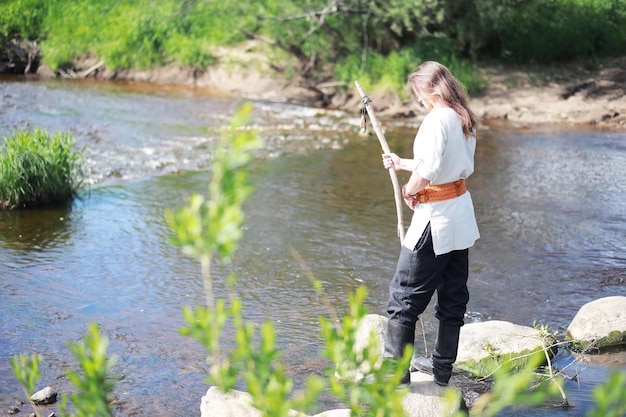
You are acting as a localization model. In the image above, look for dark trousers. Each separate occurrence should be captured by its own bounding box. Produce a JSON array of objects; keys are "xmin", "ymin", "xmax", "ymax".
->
[{"xmin": 387, "ymin": 223, "xmax": 469, "ymax": 329}]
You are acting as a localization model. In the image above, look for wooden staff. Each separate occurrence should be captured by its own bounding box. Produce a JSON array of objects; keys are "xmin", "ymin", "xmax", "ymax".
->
[{"xmin": 354, "ymin": 81, "xmax": 405, "ymax": 245}]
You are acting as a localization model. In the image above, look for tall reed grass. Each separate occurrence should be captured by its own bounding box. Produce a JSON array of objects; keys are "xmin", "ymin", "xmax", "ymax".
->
[{"xmin": 0, "ymin": 129, "xmax": 83, "ymax": 209}]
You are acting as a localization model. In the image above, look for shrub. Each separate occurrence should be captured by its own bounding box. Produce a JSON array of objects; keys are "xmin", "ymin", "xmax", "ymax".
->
[
  {"xmin": 58, "ymin": 323, "xmax": 116, "ymax": 417},
  {"xmin": 0, "ymin": 128, "xmax": 83, "ymax": 209},
  {"xmin": 0, "ymin": 0, "xmax": 48, "ymax": 40},
  {"xmin": 10, "ymin": 324, "xmax": 115, "ymax": 417},
  {"xmin": 334, "ymin": 36, "xmax": 485, "ymax": 97}
]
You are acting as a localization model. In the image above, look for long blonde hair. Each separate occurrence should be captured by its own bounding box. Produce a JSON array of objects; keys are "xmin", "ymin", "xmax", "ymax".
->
[{"xmin": 408, "ymin": 61, "xmax": 477, "ymax": 136}]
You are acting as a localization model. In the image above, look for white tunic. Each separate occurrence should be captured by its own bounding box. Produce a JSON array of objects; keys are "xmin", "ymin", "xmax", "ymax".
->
[{"xmin": 402, "ymin": 107, "xmax": 480, "ymax": 255}]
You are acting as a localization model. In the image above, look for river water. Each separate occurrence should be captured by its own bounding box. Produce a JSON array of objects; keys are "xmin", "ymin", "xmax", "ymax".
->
[{"xmin": 0, "ymin": 76, "xmax": 625, "ymax": 416}]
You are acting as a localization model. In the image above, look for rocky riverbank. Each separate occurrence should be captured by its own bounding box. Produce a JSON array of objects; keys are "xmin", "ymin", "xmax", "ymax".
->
[
  {"xmin": 320, "ymin": 56, "xmax": 626, "ymax": 131},
  {"xmin": 2, "ymin": 36, "xmax": 621, "ymax": 131},
  {"xmin": 117, "ymin": 54, "xmax": 625, "ymax": 132}
]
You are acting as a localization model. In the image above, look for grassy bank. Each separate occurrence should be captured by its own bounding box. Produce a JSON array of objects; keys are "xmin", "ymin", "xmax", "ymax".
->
[{"xmin": 1, "ymin": 1, "xmax": 625, "ymax": 98}]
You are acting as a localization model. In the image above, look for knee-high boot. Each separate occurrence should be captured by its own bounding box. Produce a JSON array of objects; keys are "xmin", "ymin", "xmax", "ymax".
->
[
  {"xmin": 432, "ymin": 322, "xmax": 461, "ymax": 386},
  {"xmin": 384, "ymin": 320, "xmax": 415, "ymax": 385}
]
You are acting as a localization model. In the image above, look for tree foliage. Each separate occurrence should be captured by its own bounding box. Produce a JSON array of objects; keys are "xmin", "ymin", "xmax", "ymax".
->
[
  {"xmin": 2, "ymin": 0, "xmax": 625, "ymax": 69},
  {"xmin": 1, "ymin": 0, "xmax": 626, "ymax": 96}
]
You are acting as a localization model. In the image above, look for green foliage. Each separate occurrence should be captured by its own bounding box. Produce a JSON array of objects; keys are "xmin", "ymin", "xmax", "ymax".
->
[
  {"xmin": 320, "ymin": 286, "xmax": 410, "ymax": 417},
  {"xmin": 0, "ymin": 128, "xmax": 83, "ymax": 209},
  {"xmin": 587, "ymin": 369, "xmax": 626, "ymax": 417},
  {"xmin": 369, "ymin": 0, "xmax": 440, "ymax": 39},
  {"xmin": 180, "ymin": 282, "xmax": 410, "ymax": 417},
  {"xmin": 468, "ymin": 351, "xmax": 563, "ymax": 416},
  {"xmin": 567, "ymin": 330, "xmax": 626, "ymax": 353},
  {"xmin": 181, "ymin": 297, "xmax": 326, "ymax": 417},
  {"xmin": 455, "ymin": 324, "xmax": 560, "ymax": 380},
  {"xmin": 96, "ymin": 3, "xmax": 174, "ymax": 69},
  {"xmin": 456, "ymin": 343, "xmax": 559, "ymax": 379},
  {"xmin": 9, "ymin": 353, "xmax": 43, "ymax": 417},
  {"xmin": 166, "ymin": 102, "xmax": 261, "ymax": 264},
  {"xmin": 10, "ymin": 325, "xmax": 115, "ymax": 417},
  {"xmin": 39, "ymin": 0, "xmax": 256, "ymax": 70},
  {"xmin": 0, "ymin": 0, "xmax": 48, "ymax": 40},
  {"xmin": 181, "ymin": 299, "xmax": 236, "ymax": 389},
  {"xmin": 256, "ymin": 1, "xmax": 361, "ymax": 65},
  {"xmin": 43, "ymin": 1, "xmax": 175, "ymax": 70},
  {"xmin": 172, "ymin": 0, "xmax": 250, "ymax": 46},
  {"xmin": 335, "ymin": 36, "xmax": 484, "ymax": 97},
  {"xmin": 9, "ymin": 353, "xmax": 41, "ymax": 397},
  {"xmin": 163, "ymin": 34, "xmax": 216, "ymax": 69},
  {"xmin": 175, "ymin": 104, "xmax": 326, "ymax": 416},
  {"xmin": 59, "ymin": 323, "xmax": 116, "ymax": 417},
  {"xmin": 473, "ymin": 0, "xmax": 626, "ymax": 62}
]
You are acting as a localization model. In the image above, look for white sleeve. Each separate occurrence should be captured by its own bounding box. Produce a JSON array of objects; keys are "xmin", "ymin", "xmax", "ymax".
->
[{"xmin": 414, "ymin": 112, "xmax": 448, "ymax": 182}]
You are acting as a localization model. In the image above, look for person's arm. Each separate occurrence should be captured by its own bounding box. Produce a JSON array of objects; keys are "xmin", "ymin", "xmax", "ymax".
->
[
  {"xmin": 383, "ymin": 153, "xmax": 431, "ymax": 208},
  {"xmin": 403, "ymin": 172, "xmax": 430, "ymax": 196},
  {"xmin": 381, "ymin": 153, "xmax": 418, "ymax": 172},
  {"xmin": 400, "ymin": 170, "xmax": 430, "ymax": 209}
]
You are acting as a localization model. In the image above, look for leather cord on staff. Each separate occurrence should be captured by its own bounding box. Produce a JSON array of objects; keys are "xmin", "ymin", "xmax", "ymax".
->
[{"xmin": 360, "ymin": 106, "xmax": 368, "ymax": 134}]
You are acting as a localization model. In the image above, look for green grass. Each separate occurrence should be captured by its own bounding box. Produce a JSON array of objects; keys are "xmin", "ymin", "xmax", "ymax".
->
[
  {"xmin": 4, "ymin": 0, "xmax": 624, "ymax": 100},
  {"xmin": 0, "ymin": 129, "xmax": 83, "ymax": 209},
  {"xmin": 34, "ymin": 0, "xmax": 244, "ymax": 71}
]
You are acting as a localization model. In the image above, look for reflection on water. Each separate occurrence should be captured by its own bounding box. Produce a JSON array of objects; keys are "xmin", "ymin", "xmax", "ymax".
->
[
  {"xmin": 1, "ymin": 78, "xmax": 625, "ymax": 416},
  {"xmin": 0, "ymin": 202, "xmax": 74, "ymax": 251}
]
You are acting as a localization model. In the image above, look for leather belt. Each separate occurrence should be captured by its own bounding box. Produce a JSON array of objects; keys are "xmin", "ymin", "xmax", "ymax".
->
[{"xmin": 403, "ymin": 179, "xmax": 466, "ymax": 205}]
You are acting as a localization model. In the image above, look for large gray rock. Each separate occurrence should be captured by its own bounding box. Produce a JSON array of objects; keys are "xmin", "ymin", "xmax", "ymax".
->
[
  {"xmin": 403, "ymin": 372, "xmax": 466, "ymax": 417},
  {"xmin": 355, "ymin": 314, "xmax": 387, "ymax": 359},
  {"xmin": 566, "ymin": 296, "xmax": 626, "ymax": 350},
  {"xmin": 456, "ymin": 320, "xmax": 552, "ymax": 377},
  {"xmin": 200, "ymin": 387, "xmax": 260, "ymax": 417}
]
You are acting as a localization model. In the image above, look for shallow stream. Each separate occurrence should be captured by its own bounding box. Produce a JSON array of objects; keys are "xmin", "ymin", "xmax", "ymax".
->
[{"xmin": 1, "ymin": 76, "xmax": 625, "ymax": 416}]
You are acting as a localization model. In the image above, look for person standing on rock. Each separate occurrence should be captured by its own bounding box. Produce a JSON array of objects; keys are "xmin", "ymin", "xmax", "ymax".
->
[{"xmin": 381, "ymin": 61, "xmax": 480, "ymax": 386}]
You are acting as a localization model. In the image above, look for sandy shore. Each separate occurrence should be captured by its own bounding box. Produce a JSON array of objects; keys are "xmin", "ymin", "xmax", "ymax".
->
[{"xmin": 469, "ymin": 57, "xmax": 626, "ymax": 130}]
